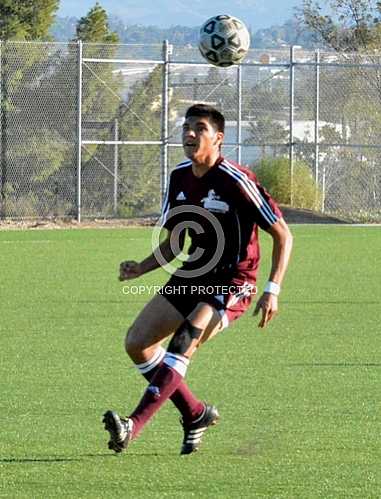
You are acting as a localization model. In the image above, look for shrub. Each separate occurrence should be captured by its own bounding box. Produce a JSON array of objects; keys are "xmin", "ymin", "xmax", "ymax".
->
[{"xmin": 252, "ymin": 156, "xmax": 321, "ymax": 210}]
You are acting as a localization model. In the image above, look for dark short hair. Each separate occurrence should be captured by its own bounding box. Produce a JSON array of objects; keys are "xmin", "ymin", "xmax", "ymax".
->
[{"xmin": 185, "ymin": 104, "xmax": 225, "ymax": 133}]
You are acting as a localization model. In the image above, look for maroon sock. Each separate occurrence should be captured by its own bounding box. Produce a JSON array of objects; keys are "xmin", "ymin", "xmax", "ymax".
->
[
  {"xmin": 130, "ymin": 363, "xmax": 186, "ymax": 438},
  {"xmin": 141, "ymin": 363, "xmax": 204, "ymax": 423}
]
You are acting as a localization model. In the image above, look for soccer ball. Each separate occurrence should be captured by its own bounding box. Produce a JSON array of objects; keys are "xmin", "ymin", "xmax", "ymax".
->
[{"xmin": 198, "ymin": 15, "xmax": 250, "ymax": 67}]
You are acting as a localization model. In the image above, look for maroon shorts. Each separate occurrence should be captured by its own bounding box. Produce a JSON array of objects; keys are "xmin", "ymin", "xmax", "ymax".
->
[{"xmin": 159, "ymin": 274, "xmax": 257, "ymax": 329}]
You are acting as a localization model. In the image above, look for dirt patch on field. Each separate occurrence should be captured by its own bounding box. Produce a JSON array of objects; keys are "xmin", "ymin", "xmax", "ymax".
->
[
  {"xmin": 280, "ymin": 206, "xmax": 348, "ymax": 224},
  {"xmin": 0, "ymin": 217, "xmax": 157, "ymax": 230},
  {"xmin": 0, "ymin": 207, "xmax": 347, "ymax": 230}
]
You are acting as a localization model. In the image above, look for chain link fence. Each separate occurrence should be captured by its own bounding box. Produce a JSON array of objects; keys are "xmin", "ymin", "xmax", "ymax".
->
[{"xmin": 0, "ymin": 41, "xmax": 380, "ymax": 222}]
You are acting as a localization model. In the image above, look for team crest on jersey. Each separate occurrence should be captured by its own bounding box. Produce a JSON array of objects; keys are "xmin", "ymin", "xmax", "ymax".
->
[{"xmin": 201, "ymin": 189, "xmax": 229, "ymax": 213}]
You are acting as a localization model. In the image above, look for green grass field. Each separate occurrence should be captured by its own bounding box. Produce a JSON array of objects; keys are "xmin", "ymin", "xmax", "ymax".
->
[{"xmin": 0, "ymin": 225, "xmax": 380, "ymax": 499}]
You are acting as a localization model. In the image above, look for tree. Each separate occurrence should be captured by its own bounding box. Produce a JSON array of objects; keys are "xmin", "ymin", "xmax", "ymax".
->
[
  {"xmin": 0, "ymin": 0, "xmax": 59, "ymax": 41},
  {"xmin": 298, "ymin": 0, "xmax": 381, "ymax": 52},
  {"xmin": 0, "ymin": 0, "xmax": 60, "ymax": 217},
  {"xmin": 71, "ymin": 4, "xmax": 122, "ymax": 216},
  {"xmin": 297, "ymin": 1, "xmax": 381, "ymax": 221},
  {"xmin": 75, "ymin": 2, "xmax": 118, "ymax": 43},
  {"xmin": 0, "ymin": 2, "xmax": 122, "ymax": 218},
  {"xmin": 73, "ymin": 3, "xmax": 120, "ymax": 124},
  {"xmin": 110, "ymin": 66, "xmax": 164, "ymax": 217}
]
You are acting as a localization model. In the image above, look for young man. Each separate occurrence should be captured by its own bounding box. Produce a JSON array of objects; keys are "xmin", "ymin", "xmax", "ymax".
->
[{"xmin": 103, "ymin": 104, "xmax": 293, "ymax": 455}]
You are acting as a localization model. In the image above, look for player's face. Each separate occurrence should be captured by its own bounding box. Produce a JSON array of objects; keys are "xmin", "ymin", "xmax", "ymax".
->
[{"xmin": 182, "ymin": 116, "xmax": 224, "ymax": 164}]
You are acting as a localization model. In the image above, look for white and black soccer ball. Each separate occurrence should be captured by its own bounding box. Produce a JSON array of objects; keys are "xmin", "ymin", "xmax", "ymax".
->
[{"xmin": 198, "ymin": 15, "xmax": 250, "ymax": 67}]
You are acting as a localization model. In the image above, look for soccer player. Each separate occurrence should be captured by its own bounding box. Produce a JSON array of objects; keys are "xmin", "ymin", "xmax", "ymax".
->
[{"xmin": 103, "ymin": 104, "xmax": 293, "ymax": 455}]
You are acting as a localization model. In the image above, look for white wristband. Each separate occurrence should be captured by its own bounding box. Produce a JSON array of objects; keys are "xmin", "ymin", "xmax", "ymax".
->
[{"xmin": 264, "ymin": 281, "xmax": 281, "ymax": 296}]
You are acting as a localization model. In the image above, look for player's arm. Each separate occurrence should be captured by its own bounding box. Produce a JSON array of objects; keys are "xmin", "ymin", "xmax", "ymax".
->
[
  {"xmin": 119, "ymin": 229, "xmax": 185, "ymax": 281},
  {"xmin": 120, "ymin": 168, "xmax": 183, "ymax": 281},
  {"xmin": 254, "ymin": 217, "xmax": 293, "ymax": 327}
]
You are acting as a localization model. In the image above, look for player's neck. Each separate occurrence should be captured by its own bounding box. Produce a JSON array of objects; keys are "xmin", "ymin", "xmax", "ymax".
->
[{"xmin": 191, "ymin": 152, "xmax": 220, "ymax": 178}]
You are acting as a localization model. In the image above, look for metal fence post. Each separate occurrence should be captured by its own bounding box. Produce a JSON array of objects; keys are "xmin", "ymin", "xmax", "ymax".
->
[
  {"xmin": 289, "ymin": 46, "xmax": 295, "ymax": 206},
  {"xmin": 314, "ymin": 49, "xmax": 320, "ymax": 211},
  {"xmin": 113, "ymin": 118, "xmax": 119, "ymax": 216},
  {"xmin": 76, "ymin": 40, "xmax": 83, "ymax": 223},
  {"xmin": 0, "ymin": 40, "xmax": 6, "ymax": 219},
  {"xmin": 236, "ymin": 64, "xmax": 242, "ymax": 164},
  {"xmin": 0, "ymin": 39, "xmax": 3, "ymax": 219},
  {"xmin": 322, "ymin": 164, "xmax": 326, "ymax": 213},
  {"xmin": 161, "ymin": 40, "xmax": 170, "ymax": 209}
]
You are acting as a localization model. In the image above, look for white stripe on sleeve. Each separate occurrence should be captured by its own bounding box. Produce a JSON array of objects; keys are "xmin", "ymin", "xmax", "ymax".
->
[{"xmin": 219, "ymin": 161, "xmax": 278, "ymax": 226}]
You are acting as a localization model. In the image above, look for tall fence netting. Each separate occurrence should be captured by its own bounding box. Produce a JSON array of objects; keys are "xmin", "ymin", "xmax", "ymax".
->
[{"xmin": 0, "ymin": 42, "xmax": 380, "ymax": 222}]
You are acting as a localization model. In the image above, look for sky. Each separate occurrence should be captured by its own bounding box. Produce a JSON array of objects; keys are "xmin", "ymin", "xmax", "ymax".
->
[{"xmin": 57, "ymin": 0, "xmax": 302, "ymax": 29}]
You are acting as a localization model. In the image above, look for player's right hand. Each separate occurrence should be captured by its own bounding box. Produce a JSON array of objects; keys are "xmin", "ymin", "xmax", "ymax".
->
[{"xmin": 119, "ymin": 260, "xmax": 142, "ymax": 281}]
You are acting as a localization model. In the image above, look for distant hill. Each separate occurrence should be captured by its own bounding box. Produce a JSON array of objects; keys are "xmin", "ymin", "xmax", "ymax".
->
[
  {"xmin": 56, "ymin": 0, "xmax": 301, "ymax": 30},
  {"xmin": 50, "ymin": 15, "xmax": 319, "ymax": 49},
  {"xmin": 252, "ymin": 19, "xmax": 319, "ymax": 49}
]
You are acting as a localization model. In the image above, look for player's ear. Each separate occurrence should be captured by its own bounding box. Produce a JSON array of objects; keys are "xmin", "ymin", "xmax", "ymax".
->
[{"xmin": 215, "ymin": 131, "xmax": 224, "ymax": 146}]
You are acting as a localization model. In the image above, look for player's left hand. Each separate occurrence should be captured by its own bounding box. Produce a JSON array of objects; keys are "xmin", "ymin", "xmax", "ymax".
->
[{"xmin": 253, "ymin": 292, "xmax": 278, "ymax": 328}]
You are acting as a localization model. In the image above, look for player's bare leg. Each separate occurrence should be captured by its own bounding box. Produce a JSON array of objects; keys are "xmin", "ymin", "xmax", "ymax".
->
[
  {"xmin": 122, "ymin": 302, "xmax": 222, "ymax": 447},
  {"xmin": 123, "ymin": 293, "xmax": 206, "ymax": 421},
  {"xmin": 103, "ymin": 296, "xmax": 220, "ymax": 453},
  {"xmin": 125, "ymin": 293, "xmax": 184, "ymax": 363}
]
